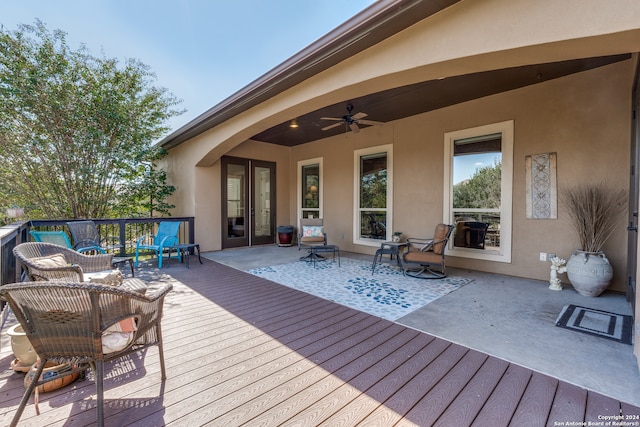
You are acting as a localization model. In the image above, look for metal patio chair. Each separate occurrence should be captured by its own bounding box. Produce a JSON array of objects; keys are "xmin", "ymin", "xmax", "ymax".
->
[
  {"xmin": 135, "ymin": 221, "xmax": 181, "ymax": 268},
  {"xmin": 400, "ymin": 223, "xmax": 453, "ymax": 279},
  {"xmin": 66, "ymin": 220, "xmax": 122, "ymax": 254},
  {"xmin": 298, "ymin": 218, "xmax": 328, "ymax": 262},
  {"xmin": 29, "ymin": 230, "xmax": 74, "ymax": 248}
]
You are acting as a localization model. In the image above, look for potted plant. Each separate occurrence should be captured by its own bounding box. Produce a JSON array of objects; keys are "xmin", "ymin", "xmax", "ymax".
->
[
  {"xmin": 392, "ymin": 231, "xmax": 403, "ymax": 242},
  {"xmin": 562, "ymin": 182, "xmax": 626, "ymax": 297}
]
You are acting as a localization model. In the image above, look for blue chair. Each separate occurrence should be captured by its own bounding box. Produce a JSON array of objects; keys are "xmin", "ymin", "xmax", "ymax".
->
[
  {"xmin": 135, "ymin": 221, "xmax": 181, "ymax": 268},
  {"xmin": 29, "ymin": 230, "xmax": 73, "ymax": 248}
]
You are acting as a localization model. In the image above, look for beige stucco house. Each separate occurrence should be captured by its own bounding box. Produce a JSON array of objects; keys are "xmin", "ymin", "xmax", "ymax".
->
[{"xmin": 159, "ymin": 0, "xmax": 640, "ymax": 369}]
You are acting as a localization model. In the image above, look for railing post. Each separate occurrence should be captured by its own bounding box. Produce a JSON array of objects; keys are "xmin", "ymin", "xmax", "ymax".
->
[
  {"xmin": 188, "ymin": 217, "xmax": 195, "ymax": 245},
  {"xmin": 119, "ymin": 219, "xmax": 127, "ymax": 256}
]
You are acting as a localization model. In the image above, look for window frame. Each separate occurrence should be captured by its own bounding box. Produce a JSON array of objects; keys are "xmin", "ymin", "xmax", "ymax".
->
[
  {"xmin": 443, "ymin": 121, "xmax": 513, "ymax": 262},
  {"xmin": 297, "ymin": 157, "xmax": 323, "ymax": 223},
  {"xmin": 353, "ymin": 144, "xmax": 393, "ymax": 247}
]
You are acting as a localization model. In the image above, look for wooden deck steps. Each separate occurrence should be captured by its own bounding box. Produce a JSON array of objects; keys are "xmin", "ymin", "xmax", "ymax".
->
[{"xmin": 0, "ymin": 258, "xmax": 637, "ymax": 426}]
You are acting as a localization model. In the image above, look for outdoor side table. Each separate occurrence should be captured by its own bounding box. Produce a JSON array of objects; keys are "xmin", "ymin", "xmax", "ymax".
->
[
  {"xmin": 309, "ymin": 244, "xmax": 340, "ymax": 268},
  {"xmin": 167, "ymin": 243, "xmax": 202, "ymax": 269},
  {"xmin": 112, "ymin": 256, "xmax": 135, "ymax": 277},
  {"xmin": 372, "ymin": 241, "xmax": 407, "ymax": 274}
]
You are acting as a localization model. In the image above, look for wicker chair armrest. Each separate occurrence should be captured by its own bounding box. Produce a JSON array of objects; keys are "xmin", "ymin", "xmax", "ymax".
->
[{"xmin": 138, "ymin": 283, "xmax": 174, "ymax": 302}]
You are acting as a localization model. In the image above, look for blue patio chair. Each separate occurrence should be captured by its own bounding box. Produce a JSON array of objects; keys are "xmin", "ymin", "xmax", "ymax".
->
[
  {"xmin": 29, "ymin": 230, "xmax": 73, "ymax": 248},
  {"xmin": 135, "ymin": 221, "xmax": 181, "ymax": 268}
]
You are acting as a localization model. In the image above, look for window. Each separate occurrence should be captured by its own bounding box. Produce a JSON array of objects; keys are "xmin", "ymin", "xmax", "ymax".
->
[
  {"xmin": 298, "ymin": 158, "xmax": 322, "ymax": 220},
  {"xmin": 354, "ymin": 145, "xmax": 393, "ymax": 246},
  {"xmin": 443, "ymin": 121, "xmax": 513, "ymax": 262}
]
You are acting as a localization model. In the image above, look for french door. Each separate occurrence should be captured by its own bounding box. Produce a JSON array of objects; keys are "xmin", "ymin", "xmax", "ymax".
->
[{"xmin": 221, "ymin": 156, "xmax": 276, "ymax": 248}]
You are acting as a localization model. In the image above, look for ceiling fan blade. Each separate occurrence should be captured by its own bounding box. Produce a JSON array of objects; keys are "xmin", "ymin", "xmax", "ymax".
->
[
  {"xmin": 320, "ymin": 117, "xmax": 342, "ymax": 121},
  {"xmin": 349, "ymin": 122, "xmax": 360, "ymax": 133},
  {"xmin": 352, "ymin": 112, "xmax": 368, "ymax": 120},
  {"xmin": 322, "ymin": 122, "xmax": 343, "ymax": 131},
  {"xmin": 358, "ymin": 119, "xmax": 385, "ymax": 126}
]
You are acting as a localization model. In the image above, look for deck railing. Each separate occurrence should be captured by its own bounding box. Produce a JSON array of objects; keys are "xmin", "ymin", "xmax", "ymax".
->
[{"xmin": 0, "ymin": 216, "xmax": 195, "ymax": 290}]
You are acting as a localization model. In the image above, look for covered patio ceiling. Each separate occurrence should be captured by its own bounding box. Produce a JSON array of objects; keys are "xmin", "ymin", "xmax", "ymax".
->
[{"xmin": 250, "ymin": 54, "xmax": 631, "ymax": 147}]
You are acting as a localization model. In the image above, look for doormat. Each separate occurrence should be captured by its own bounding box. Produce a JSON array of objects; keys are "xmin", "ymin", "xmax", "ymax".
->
[
  {"xmin": 247, "ymin": 257, "xmax": 472, "ymax": 321},
  {"xmin": 555, "ymin": 304, "xmax": 633, "ymax": 345}
]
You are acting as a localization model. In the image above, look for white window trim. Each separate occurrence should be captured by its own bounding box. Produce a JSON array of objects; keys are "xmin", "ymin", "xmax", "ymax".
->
[
  {"xmin": 353, "ymin": 144, "xmax": 393, "ymax": 247},
  {"xmin": 297, "ymin": 157, "xmax": 323, "ymax": 225},
  {"xmin": 443, "ymin": 120, "xmax": 513, "ymax": 263}
]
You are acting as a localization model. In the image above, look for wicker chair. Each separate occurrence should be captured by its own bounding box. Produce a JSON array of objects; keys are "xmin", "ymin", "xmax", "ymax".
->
[
  {"xmin": 0, "ymin": 280, "xmax": 172, "ymax": 427},
  {"xmin": 13, "ymin": 242, "xmax": 114, "ymax": 282},
  {"xmin": 400, "ymin": 224, "xmax": 453, "ymax": 279}
]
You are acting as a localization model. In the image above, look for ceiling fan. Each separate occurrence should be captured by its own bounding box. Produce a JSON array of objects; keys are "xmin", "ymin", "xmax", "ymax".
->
[{"xmin": 320, "ymin": 104, "xmax": 384, "ymax": 133}]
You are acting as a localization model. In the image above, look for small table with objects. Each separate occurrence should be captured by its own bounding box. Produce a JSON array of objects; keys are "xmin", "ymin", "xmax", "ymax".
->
[
  {"xmin": 167, "ymin": 243, "xmax": 202, "ymax": 269},
  {"xmin": 372, "ymin": 241, "xmax": 407, "ymax": 274}
]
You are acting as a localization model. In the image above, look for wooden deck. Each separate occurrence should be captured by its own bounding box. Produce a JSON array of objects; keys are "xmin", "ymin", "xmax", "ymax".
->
[{"xmin": 0, "ymin": 258, "xmax": 639, "ymax": 426}]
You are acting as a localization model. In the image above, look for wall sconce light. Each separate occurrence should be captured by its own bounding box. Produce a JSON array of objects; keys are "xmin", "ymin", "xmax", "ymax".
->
[{"xmin": 289, "ymin": 119, "xmax": 299, "ymax": 128}]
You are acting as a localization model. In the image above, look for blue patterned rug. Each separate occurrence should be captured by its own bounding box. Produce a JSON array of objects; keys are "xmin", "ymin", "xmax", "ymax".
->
[{"xmin": 247, "ymin": 258, "xmax": 472, "ymax": 321}]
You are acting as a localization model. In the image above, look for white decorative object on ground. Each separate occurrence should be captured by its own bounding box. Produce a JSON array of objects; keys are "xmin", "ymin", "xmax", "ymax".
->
[{"xmin": 549, "ymin": 256, "xmax": 567, "ymax": 291}]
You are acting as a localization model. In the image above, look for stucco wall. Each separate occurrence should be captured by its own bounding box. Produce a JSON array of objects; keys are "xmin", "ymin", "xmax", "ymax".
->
[{"xmin": 289, "ymin": 60, "xmax": 632, "ymax": 291}]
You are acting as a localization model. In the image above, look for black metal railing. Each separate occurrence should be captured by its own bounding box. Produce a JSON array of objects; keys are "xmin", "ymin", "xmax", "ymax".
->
[{"xmin": 0, "ymin": 216, "xmax": 195, "ymax": 293}]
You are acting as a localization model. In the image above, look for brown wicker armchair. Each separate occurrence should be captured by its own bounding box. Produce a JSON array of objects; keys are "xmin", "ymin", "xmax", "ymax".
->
[
  {"xmin": 400, "ymin": 224, "xmax": 453, "ymax": 279},
  {"xmin": 0, "ymin": 280, "xmax": 172, "ymax": 427},
  {"xmin": 13, "ymin": 242, "xmax": 114, "ymax": 281}
]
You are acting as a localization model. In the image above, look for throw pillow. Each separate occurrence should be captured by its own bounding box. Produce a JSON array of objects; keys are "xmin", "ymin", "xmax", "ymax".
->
[
  {"xmin": 102, "ymin": 317, "xmax": 137, "ymax": 354},
  {"xmin": 30, "ymin": 254, "xmax": 68, "ymax": 269},
  {"xmin": 302, "ymin": 225, "xmax": 324, "ymax": 237}
]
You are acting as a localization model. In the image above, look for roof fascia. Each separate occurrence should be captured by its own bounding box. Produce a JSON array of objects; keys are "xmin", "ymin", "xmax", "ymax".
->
[{"xmin": 159, "ymin": 0, "xmax": 460, "ymax": 150}]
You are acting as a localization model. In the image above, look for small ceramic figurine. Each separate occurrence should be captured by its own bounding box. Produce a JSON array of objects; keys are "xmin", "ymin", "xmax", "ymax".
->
[{"xmin": 549, "ymin": 256, "xmax": 567, "ymax": 291}]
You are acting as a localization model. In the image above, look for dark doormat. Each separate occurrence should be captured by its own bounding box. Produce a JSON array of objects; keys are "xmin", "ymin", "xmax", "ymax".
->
[{"xmin": 555, "ymin": 304, "xmax": 633, "ymax": 345}]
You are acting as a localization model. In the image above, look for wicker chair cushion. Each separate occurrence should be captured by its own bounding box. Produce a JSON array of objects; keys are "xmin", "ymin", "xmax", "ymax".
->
[{"xmin": 31, "ymin": 254, "xmax": 68, "ymax": 268}]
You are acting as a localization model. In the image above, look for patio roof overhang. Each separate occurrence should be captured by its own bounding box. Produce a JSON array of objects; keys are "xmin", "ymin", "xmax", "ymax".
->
[{"xmin": 249, "ymin": 54, "xmax": 631, "ymax": 147}]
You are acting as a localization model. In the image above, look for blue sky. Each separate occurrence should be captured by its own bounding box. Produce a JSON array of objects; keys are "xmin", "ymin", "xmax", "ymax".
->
[{"xmin": 1, "ymin": 0, "xmax": 375, "ymax": 133}]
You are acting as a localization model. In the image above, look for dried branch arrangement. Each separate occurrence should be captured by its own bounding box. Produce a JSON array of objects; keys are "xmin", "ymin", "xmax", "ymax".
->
[{"xmin": 562, "ymin": 182, "xmax": 627, "ymax": 253}]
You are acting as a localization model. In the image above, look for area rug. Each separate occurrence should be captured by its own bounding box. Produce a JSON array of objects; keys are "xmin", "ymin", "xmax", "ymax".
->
[
  {"xmin": 555, "ymin": 304, "xmax": 633, "ymax": 345},
  {"xmin": 247, "ymin": 258, "xmax": 472, "ymax": 321}
]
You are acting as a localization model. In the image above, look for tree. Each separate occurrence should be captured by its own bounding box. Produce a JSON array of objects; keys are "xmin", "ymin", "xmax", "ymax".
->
[
  {"xmin": 453, "ymin": 159, "xmax": 501, "ymax": 209},
  {"xmin": 0, "ymin": 20, "xmax": 183, "ymax": 219}
]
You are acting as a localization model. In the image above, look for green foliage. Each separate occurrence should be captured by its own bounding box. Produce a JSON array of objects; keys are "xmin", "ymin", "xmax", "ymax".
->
[
  {"xmin": 360, "ymin": 170, "xmax": 387, "ymax": 209},
  {"xmin": 453, "ymin": 159, "xmax": 501, "ymax": 209},
  {"xmin": 0, "ymin": 20, "xmax": 183, "ymax": 219}
]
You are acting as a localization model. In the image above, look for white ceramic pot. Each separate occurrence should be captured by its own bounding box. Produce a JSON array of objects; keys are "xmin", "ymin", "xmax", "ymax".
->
[
  {"xmin": 7, "ymin": 324, "xmax": 37, "ymax": 366},
  {"xmin": 566, "ymin": 250, "xmax": 613, "ymax": 297}
]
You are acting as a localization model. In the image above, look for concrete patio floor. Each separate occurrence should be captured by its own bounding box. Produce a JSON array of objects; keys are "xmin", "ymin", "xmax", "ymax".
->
[{"xmin": 203, "ymin": 244, "xmax": 640, "ymax": 407}]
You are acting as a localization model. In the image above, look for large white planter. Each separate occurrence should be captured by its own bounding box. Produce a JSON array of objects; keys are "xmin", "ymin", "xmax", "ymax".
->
[
  {"xmin": 7, "ymin": 324, "xmax": 37, "ymax": 367},
  {"xmin": 566, "ymin": 250, "xmax": 613, "ymax": 297}
]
